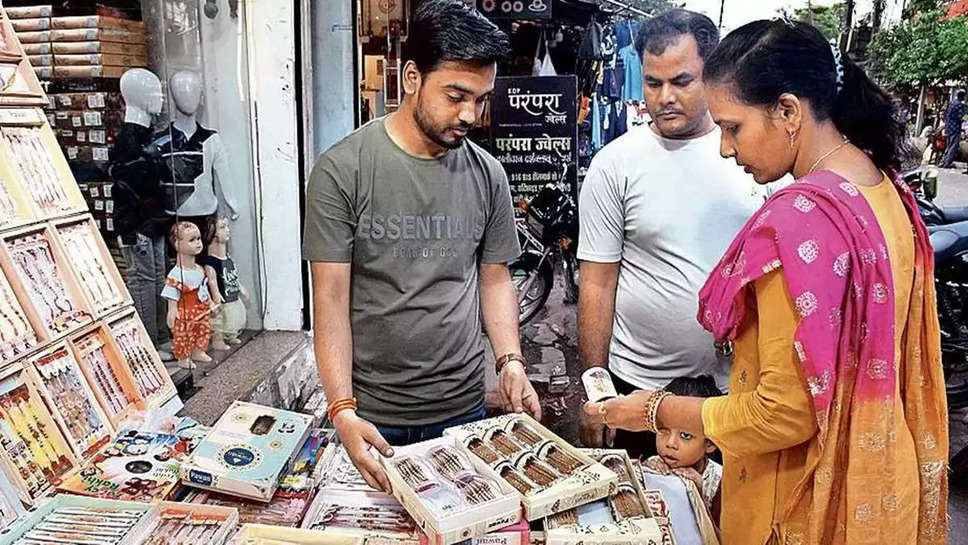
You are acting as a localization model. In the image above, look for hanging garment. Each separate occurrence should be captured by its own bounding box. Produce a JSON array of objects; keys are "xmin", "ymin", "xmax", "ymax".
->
[
  {"xmin": 532, "ymin": 31, "xmax": 558, "ymax": 77},
  {"xmin": 620, "ymin": 44, "xmax": 643, "ymax": 101}
]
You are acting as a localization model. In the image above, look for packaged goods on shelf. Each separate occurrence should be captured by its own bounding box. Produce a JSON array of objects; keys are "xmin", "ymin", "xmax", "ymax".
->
[
  {"xmin": 52, "ymin": 40, "xmax": 147, "ymax": 55},
  {"xmin": 10, "ymin": 17, "xmax": 49, "ymax": 32},
  {"xmin": 21, "ymin": 42, "xmax": 51, "ymax": 55},
  {"xmin": 49, "ymin": 27, "xmax": 145, "ymax": 44},
  {"xmin": 0, "ymin": 365, "xmax": 77, "ymax": 505},
  {"xmin": 68, "ymin": 324, "xmax": 146, "ymax": 428},
  {"xmin": 0, "ymin": 493, "xmax": 153, "ymax": 545},
  {"xmin": 181, "ymin": 401, "xmax": 313, "ymax": 502},
  {"xmin": 106, "ymin": 308, "xmax": 178, "ymax": 408},
  {"xmin": 14, "ymin": 30, "xmax": 49, "ymax": 43},
  {"xmin": 25, "ymin": 53, "xmax": 51, "ymax": 65},
  {"xmin": 53, "ymin": 64, "xmax": 130, "ymax": 78},
  {"xmin": 5, "ymin": 7, "xmax": 53, "ymax": 20},
  {"xmin": 51, "ymin": 15, "xmax": 146, "ymax": 33},
  {"xmin": 54, "ymin": 53, "xmax": 148, "ymax": 67},
  {"xmin": 24, "ymin": 343, "xmax": 113, "ymax": 460},
  {"xmin": 443, "ymin": 414, "xmax": 618, "ymax": 521},
  {"xmin": 47, "ymin": 91, "xmax": 124, "ymax": 110},
  {"xmin": 54, "ymin": 215, "xmax": 130, "ymax": 316}
]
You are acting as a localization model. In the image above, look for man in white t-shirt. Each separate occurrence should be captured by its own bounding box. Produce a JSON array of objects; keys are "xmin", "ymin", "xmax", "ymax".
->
[{"xmin": 578, "ymin": 9, "xmax": 768, "ymax": 456}]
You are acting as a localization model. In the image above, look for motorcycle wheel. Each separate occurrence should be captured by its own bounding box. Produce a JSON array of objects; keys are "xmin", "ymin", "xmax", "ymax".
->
[
  {"xmin": 948, "ymin": 373, "xmax": 968, "ymax": 410},
  {"xmin": 512, "ymin": 260, "xmax": 554, "ymax": 325}
]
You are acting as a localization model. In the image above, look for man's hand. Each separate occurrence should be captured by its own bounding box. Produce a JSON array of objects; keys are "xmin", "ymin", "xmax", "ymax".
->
[
  {"xmin": 332, "ymin": 410, "xmax": 394, "ymax": 493},
  {"xmin": 582, "ymin": 390, "xmax": 654, "ymax": 432},
  {"xmin": 499, "ymin": 361, "xmax": 542, "ymax": 420},
  {"xmin": 579, "ymin": 410, "xmax": 616, "ymax": 447}
]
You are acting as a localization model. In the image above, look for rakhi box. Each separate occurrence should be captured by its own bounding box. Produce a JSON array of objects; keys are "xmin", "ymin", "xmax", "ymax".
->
[
  {"xmin": 443, "ymin": 414, "xmax": 618, "ymax": 521},
  {"xmin": 138, "ymin": 502, "xmax": 239, "ymax": 545},
  {"xmin": 54, "ymin": 214, "xmax": 132, "ymax": 317},
  {"xmin": 58, "ymin": 429, "xmax": 188, "ymax": 503},
  {"xmin": 542, "ymin": 449, "xmax": 662, "ymax": 545},
  {"xmin": 379, "ymin": 436, "xmax": 521, "ymax": 545},
  {"xmin": 106, "ymin": 307, "xmax": 178, "ymax": 409},
  {"xmin": 0, "ymin": 223, "xmax": 94, "ymax": 343},
  {"xmin": 175, "ymin": 486, "xmax": 314, "ymax": 528},
  {"xmin": 0, "ymin": 493, "xmax": 154, "ymax": 545},
  {"xmin": 181, "ymin": 401, "xmax": 313, "ymax": 502},
  {"xmin": 0, "ymin": 107, "xmax": 89, "ymax": 219},
  {"xmin": 5, "ymin": 7, "xmax": 54, "ymax": 20},
  {"xmin": 23, "ymin": 342, "xmax": 114, "ymax": 460},
  {"xmin": 0, "ymin": 363, "xmax": 77, "ymax": 505},
  {"xmin": 68, "ymin": 323, "xmax": 147, "ymax": 430},
  {"xmin": 230, "ymin": 524, "xmax": 410, "ymax": 545},
  {"xmin": 302, "ymin": 487, "xmax": 421, "ymax": 545}
]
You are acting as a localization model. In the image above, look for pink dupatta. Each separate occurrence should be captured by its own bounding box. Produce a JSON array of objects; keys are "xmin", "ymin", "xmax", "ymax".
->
[{"xmin": 697, "ymin": 171, "xmax": 947, "ymax": 544}]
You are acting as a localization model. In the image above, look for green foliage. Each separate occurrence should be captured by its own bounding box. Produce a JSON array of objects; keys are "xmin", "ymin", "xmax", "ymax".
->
[
  {"xmin": 779, "ymin": 3, "xmax": 846, "ymax": 43},
  {"xmin": 868, "ymin": 9, "xmax": 968, "ymax": 90}
]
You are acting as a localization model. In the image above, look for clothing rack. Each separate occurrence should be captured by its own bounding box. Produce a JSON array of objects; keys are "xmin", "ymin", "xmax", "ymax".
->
[{"xmin": 599, "ymin": 0, "xmax": 652, "ymax": 18}]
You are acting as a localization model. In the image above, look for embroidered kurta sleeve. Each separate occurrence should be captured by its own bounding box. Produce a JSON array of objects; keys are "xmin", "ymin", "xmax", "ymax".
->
[{"xmin": 701, "ymin": 270, "xmax": 817, "ymax": 459}]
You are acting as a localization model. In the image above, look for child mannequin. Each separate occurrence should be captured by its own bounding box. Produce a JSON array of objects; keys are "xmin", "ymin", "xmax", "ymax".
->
[
  {"xmin": 162, "ymin": 222, "xmax": 216, "ymax": 369},
  {"xmin": 202, "ymin": 217, "xmax": 248, "ymax": 350}
]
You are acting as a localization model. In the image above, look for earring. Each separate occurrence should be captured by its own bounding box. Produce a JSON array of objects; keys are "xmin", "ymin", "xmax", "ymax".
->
[{"xmin": 788, "ymin": 129, "xmax": 798, "ymax": 149}]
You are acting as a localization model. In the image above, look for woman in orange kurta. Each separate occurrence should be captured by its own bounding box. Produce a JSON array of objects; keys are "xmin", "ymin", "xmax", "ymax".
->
[{"xmin": 584, "ymin": 20, "xmax": 948, "ymax": 545}]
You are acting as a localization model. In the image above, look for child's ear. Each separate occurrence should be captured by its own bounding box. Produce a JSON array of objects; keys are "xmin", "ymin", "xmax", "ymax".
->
[{"xmin": 704, "ymin": 439, "xmax": 717, "ymax": 455}]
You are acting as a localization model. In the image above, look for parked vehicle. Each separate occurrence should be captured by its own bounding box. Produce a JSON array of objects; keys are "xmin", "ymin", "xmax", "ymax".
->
[
  {"xmin": 902, "ymin": 167, "xmax": 968, "ymax": 225},
  {"xmin": 510, "ymin": 158, "xmax": 579, "ymax": 325},
  {"xmin": 930, "ymin": 221, "xmax": 968, "ymax": 409}
]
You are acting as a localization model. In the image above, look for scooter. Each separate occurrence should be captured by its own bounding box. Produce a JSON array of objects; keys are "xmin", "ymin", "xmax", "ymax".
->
[
  {"xmin": 902, "ymin": 167, "xmax": 968, "ymax": 225},
  {"xmin": 510, "ymin": 157, "xmax": 580, "ymax": 325},
  {"xmin": 931, "ymin": 221, "xmax": 968, "ymax": 409}
]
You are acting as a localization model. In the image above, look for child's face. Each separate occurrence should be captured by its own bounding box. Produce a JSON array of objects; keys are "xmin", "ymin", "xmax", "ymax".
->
[
  {"xmin": 176, "ymin": 226, "xmax": 203, "ymax": 256},
  {"xmin": 656, "ymin": 427, "xmax": 715, "ymax": 470}
]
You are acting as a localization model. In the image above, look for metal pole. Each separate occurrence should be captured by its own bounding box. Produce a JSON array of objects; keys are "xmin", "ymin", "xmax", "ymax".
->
[
  {"xmin": 599, "ymin": 0, "xmax": 651, "ymax": 18},
  {"xmin": 718, "ymin": 0, "xmax": 725, "ymax": 29}
]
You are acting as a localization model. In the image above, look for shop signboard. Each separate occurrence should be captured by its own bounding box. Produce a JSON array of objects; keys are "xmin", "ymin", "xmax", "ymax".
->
[
  {"xmin": 478, "ymin": 0, "xmax": 552, "ymax": 19},
  {"xmin": 491, "ymin": 75, "xmax": 577, "ymax": 205}
]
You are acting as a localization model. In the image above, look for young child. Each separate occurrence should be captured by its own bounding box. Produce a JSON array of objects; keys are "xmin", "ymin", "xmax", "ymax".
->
[
  {"xmin": 162, "ymin": 221, "xmax": 215, "ymax": 369},
  {"xmin": 643, "ymin": 375, "xmax": 723, "ymax": 542},
  {"xmin": 201, "ymin": 217, "xmax": 249, "ymax": 350}
]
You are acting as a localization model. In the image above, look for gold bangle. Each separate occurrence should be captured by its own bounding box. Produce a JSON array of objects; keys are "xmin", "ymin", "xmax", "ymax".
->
[
  {"xmin": 598, "ymin": 401, "xmax": 609, "ymax": 427},
  {"xmin": 642, "ymin": 391, "xmax": 672, "ymax": 433}
]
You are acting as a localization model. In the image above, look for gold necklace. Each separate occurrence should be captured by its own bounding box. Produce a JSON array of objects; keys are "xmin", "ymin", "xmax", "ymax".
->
[{"xmin": 807, "ymin": 137, "xmax": 850, "ymax": 175}]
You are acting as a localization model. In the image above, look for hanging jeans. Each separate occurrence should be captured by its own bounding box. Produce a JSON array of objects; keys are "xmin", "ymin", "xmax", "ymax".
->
[
  {"xmin": 940, "ymin": 126, "xmax": 961, "ymax": 167},
  {"xmin": 121, "ymin": 233, "xmax": 170, "ymax": 347}
]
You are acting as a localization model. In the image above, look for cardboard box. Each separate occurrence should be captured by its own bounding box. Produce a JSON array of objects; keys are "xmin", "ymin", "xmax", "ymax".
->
[
  {"xmin": 31, "ymin": 65, "xmax": 51, "ymax": 79},
  {"xmin": 49, "ymin": 27, "xmax": 146, "ymax": 44},
  {"xmin": 181, "ymin": 401, "xmax": 314, "ymax": 502},
  {"xmin": 380, "ymin": 436, "xmax": 522, "ymax": 545},
  {"xmin": 53, "ymin": 64, "xmax": 131, "ymax": 78},
  {"xmin": 105, "ymin": 308, "xmax": 178, "ymax": 409},
  {"xmin": 22, "ymin": 42, "xmax": 51, "ymax": 55},
  {"xmin": 5, "ymin": 6, "xmax": 53, "ymax": 20},
  {"xmin": 14, "ymin": 30, "xmax": 50, "ymax": 43},
  {"xmin": 142, "ymin": 502, "xmax": 239, "ymax": 544},
  {"xmin": 444, "ymin": 415, "xmax": 618, "ymax": 521},
  {"xmin": 0, "ymin": 493, "xmax": 153, "ymax": 545},
  {"xmin": 232, "ymin": 525, "xmax": 408, "ymax": 544},
  {"xmin": 26, "ymin": 53, "xmax": 52, "ymax": 66},
  {"xmin": 55, "ymin": 53, "xmax": 147, "ymax": 67},
  {"xmin": 52, "ymin": 15, "xmax": 146, "ymax": 32},
  {"xmin": 58, "ymin": 430, "xmax": 189, "ymax": 502},
  {"xmin": 52, "ymin": 40, "xmax": 147, "ymax": 55},
  {"xmin": 10, "ymin": 17, "xmax": 50, "ymax": 32},
  {"xmin": 0, "ymin": 13, "xmax": 49, "ymax": 105}
]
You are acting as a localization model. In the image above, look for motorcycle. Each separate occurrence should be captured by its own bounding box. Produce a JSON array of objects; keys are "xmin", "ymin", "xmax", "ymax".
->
[
  {"xmin": 930, "ymin": 220, "xmax": 968, "ymax": 409},
  {"xmin": 510, "ymin": 157, "xmax": 580, "ymax": 325},
  {"xmin": 902, "ymin": 167, "xmax": 968, "ymax": 225}
]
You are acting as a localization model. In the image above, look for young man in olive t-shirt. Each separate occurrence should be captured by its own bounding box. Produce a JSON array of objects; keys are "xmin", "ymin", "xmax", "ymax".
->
[{"xmin": 303, "ymin": 0, "xmax": 541, "ymax": 493}]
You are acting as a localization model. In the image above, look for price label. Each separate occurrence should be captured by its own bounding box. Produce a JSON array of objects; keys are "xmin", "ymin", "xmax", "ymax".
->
[
  {"xmin": 83, "ymin": 111, "xmax": 102, "ymax": 126},
  {"xmin": 106, "ymin": 200, "xmax": 114, "ymax": 213},
  {"xmin": 103, "ymin": 184, "xmax": 112, "ymax": 198},
  {"xmin": 88, "ymin": 130, "xmax": 106, "ymax": 144},
  {"xmin": 89, "ymin": 186, "xmax": 100, "ymax": 198},
  {"xmin": 87, "ymin": 93, "xmax": 106, "ymax": 109},
  {"xmin": 93, "ymin": 147, "xmax": 109, "ymax": 161},
  {"xmin": 71, "ymin": 116, "xmax": 82, "ymax": 128},
  {"xmin": 76, "ymin": 131, "xmax": 86, "ymax": 143},
  {"xmin": 94, "ymin": 199, "xmax": 104, "ymax": 211},
  {"xmin": 67, "ymin": 147, "xmax": 78, "ymax": 160}
]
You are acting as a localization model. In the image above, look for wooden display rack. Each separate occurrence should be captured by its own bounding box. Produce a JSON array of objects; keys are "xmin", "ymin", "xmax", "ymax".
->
[
  {"xmin": 106, "ymin": 307, "xmax": 177, "ymax": 409},
  {"xmin": 0, "ymin": 362, "xmax": 77, "ymax": 506},
  {"xmin": 68, "ymin": 322, "xmax": 146, "ymax": 429},
  {"xmin": 0, "ymin": 143, "xmax": 35, "ymax": 230},
  {"xmin": 0, "ymin": 108, "xmax": 88, "ymax": 220},
  {"xmin": 0, "ymin": 11, "xmax": 49, "ymax": 107},
  {"xmin": 0, "ymin": 222, "xmax": 93, "ymax": 343},
  {"xmin": 22, "ymin": 342, "xmax": 114, "ymax": 461},
  {"xmin": 53, "ymin": 214, "xmax": 132, "ymax": 318},
  {"xmin": 0, "ymin": 265, "xmax": 38, "ymax": 365}
]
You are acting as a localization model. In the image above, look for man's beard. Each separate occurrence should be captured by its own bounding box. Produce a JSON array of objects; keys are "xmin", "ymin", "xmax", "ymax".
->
[{"xmin": 413, "ymin": 97, "xmax": 470, "ymax": 150}]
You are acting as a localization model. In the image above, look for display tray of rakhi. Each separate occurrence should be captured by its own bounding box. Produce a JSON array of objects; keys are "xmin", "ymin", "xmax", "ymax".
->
[{"xmin": 442, "ymin": 414, "xmax": 618, "ymax": 521}]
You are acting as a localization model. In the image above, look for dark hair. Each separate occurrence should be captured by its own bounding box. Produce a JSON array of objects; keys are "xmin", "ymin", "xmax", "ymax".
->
[
  {"xmin": 958, "ymin": 90, "xmax": 966, "ymax": 101},
  {"xmin": 704, "ymin": 20, "xmax": 907, "ymax": 171},
  {"xmin": 663, "ymin": 375, "xmax": 721, "ymax": 398},
  {"xmin": 635, "ymin": 9, "xmax": 719, "ymax": 62},
  {"xmin": 403, "ymin": 0, "xmax": 510, "ymax": 74}
]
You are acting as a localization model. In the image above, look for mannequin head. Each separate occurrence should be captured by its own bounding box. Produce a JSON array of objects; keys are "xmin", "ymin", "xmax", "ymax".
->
[
  {"xmin": 206, "ymin": 216, "xmax": 230, "ymax": 246},
  {"xmin": 120, "ymin": 68, "xmax": 164, "ymax": 115},
  {"xmin": 169, "ymin": 71, "xmax": 203, "ymax": 116},
  {"xmin": 169, "ymin": 221, "xmax": 204, "ymax": 259}
]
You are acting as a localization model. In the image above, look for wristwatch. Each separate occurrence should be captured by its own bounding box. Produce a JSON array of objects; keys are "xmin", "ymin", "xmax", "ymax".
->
[{"xmin": 495, "ymin": 353, "xmax": 526, "ymax": 374}]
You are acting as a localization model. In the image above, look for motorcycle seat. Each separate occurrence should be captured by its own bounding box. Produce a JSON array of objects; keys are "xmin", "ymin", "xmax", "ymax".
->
[
  {"xmin": 942, "ymin": 205, "xmax": 968, "ymax": 223},
  {"xmin": 929, "ymin": 221, "xmax": 968, "ymax": 261}
]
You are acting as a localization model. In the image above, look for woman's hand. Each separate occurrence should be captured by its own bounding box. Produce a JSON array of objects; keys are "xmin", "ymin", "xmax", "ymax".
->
[{"xmin": 582, "ymin": 390, "xmax": 655, "ymax": 432}]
